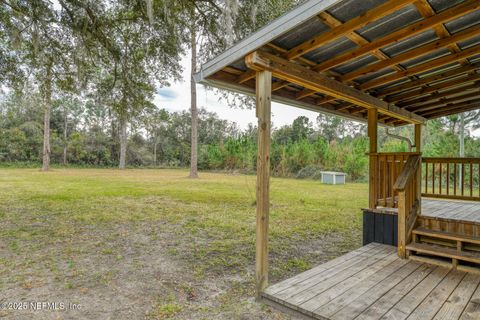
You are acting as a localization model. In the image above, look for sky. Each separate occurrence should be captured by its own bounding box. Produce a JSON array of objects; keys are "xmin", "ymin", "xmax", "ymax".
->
[{"xmin": 154, "ymin": 54, "xmax": 323, "ymax": 130}]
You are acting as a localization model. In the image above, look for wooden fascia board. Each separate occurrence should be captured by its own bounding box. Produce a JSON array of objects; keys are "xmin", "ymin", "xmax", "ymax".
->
[{"xmin": 245, "ymin": 51, "xmax": 426, "ymax": 124}]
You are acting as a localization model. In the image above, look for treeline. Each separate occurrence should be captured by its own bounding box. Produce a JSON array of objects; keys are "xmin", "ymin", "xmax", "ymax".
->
[{"xmin": 3, "ymin": 90, "xmax": 480, "ymax": 181}]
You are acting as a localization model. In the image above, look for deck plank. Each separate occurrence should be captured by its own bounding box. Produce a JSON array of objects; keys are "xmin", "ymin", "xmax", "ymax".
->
[
  {"xmin": 314, "ymin": 260, "xmax": 418, "ymax": 318},
  {"xmin": 433, "ymin": 273, "xmax": 480, "ymax": 320},
  {"xmin": 299, "ymin": 253, "xmax": 404, "ymax": 312},
  {"xmin": 263, "ymin": 244, "xmax": 480, "ymax": 320},
  {"xmin": 273, "ymin": 246, "xmax": 393, "ymax": 303},
  {"xmin": 460, "ymin": 281, "xmax": 480, "ymax": 320},
  {"xmin": 282, "ymin": 248, "xmax": 395, "ymax": 307},
  {"xmin": 265, "ymin": 243, "xmax": 381, "ymax": 295},
  {"xmin": 405, "ymin": 270, "xmax": 466, "ymax": 320},
  {"xmin": 356, "ymin": 266, "xmax": 449, "ymax": 320},
  {"xmin": 422, "ymin": 199, "xmax": 480, "ymax": 223},
  {"xmin": 331, "ymin": 263, "xmax": 433, "ymax": 320},
  {"xmin": 380, "ymin": 267, "xmax": 451, "ymax": 320}
]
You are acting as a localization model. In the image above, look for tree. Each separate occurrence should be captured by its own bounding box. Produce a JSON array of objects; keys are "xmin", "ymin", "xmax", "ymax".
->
[
  {"xmin": 189, "ymin": 14, "xmax": 199, "ymax": 178},
  {"xmin": 2, "ymin": 0, "xmax": 80, "ymax": 171},
  {"xmin": 59, "ymin": 0, "xmax": 185, "ymax": 168}
]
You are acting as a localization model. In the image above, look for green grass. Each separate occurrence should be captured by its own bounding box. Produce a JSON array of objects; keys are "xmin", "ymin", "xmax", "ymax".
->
[{"xmin": 0, "ymin": 168, "xmax": 367, "ymax": 319}]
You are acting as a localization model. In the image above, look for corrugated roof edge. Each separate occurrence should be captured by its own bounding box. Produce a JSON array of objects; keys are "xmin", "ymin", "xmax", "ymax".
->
[{"xmin": 193, "ymin": 0, "xmax": 342, "ymax": 84}]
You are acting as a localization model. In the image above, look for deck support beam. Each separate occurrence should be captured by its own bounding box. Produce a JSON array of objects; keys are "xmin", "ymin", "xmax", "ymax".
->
[
  {"xmin": 368, "ymin": 109, "xmax": 378, "ymax": 209},
  {"xmin": 255, "ymin": 70, "xmax": 272, "ymax": 299}
]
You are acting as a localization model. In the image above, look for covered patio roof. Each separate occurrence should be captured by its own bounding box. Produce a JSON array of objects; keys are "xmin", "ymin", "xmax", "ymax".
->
[{"xmin": 194, "ymin": 0, "xmax": 480, "ymax": 126}]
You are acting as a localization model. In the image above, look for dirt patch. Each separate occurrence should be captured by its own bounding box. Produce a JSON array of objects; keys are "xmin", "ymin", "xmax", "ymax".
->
[{"xmin": 0, "ymin": 218, "xmax": 358, "ymax": 320}]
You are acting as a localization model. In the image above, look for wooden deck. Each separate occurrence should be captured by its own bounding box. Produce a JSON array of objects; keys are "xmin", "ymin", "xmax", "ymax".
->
[
  {"xmin": 262, "ymin": 243, "xmax": 480, "ymax": 320},
  {"xmin": 422, "ymin": 198, "xmax": 480, "ymax": 223},
  {"xmin": 372, "ymin": 198, "xmax": 480, "ymax": 224}
]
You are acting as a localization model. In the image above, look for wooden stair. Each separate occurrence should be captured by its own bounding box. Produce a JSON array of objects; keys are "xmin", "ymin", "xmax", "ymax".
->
[{"xmin": 407, "ymin": 226, "xmax": 480, "ymax": 274}]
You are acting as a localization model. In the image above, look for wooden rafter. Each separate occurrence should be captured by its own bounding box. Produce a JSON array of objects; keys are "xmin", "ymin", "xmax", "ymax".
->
[
  {"xmin": 397, "ymin": 82, "xmax": 480, "ymax": 108},
  {"xmin": 414, "ymin": 0, "xmax": 469, "ymax": 65},
  {"xmin": 283, "ymin": 0, "xmax": 418, "ymax": 60},
  {"xmin": 377, "ymin": 63, "xmax": 480, "ymax": 97},
  {"xmin": 245, "ymin": 50, "xmax": 425, "ymax": 123},
  {"xmin": 312, "ymin": 0, "xmax": 480, "ymax": 73},
  {"xmin": 386, "ymin": 72, "xmax": 480, "ymax": 103},
  {"xmin": 340, "ymin": 25, "xmax": 480, "ymax": 82},
  {"xmin": 209, "ymin": 69, "xmax": 369, "ymax": 123},
  {"xmin": 294, "ymin": 11, "xmax": 406, "ymax": 100},
  {"xmin": 420, "ymin": 99, "xmax": 480, "ymax": 117},
  {"xmin": 409, "ymin": 91, "xmax": 480, "ymax": 112},
  {"xmin": 359, "ymin": 43, "xmax": 480, "ymax": 90}
]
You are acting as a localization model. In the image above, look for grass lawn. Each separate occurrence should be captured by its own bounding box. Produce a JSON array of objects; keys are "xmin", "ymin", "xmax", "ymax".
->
[{"xmin": 0, "ymin": 168, "xmax": 367, "ymax": 319}]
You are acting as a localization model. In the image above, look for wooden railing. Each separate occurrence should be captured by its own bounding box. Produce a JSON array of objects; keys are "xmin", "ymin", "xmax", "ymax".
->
[
  {"xmin": 422, "ymin": 157, "xmax": 480, "ymax": 201},
  {"xmin": 394, "ymin": 154, "xmax": 421, "ymax": 259},
  {"xmin": 370, "ymin": 152, "xmax": 421, "ymax": 208}
]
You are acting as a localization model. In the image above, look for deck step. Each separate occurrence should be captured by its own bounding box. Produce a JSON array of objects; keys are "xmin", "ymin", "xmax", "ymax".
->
[
  {"xmin": 413, "ymin": 227, "xmax": 480, "ymax": 245},
  {"xmin": 407, "ymin": 242, "xmax": 480, "ymax": 264}
]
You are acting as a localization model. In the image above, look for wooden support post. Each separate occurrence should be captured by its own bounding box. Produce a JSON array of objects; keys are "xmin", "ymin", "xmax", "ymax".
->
[
  {"xmin": 255, "ymin": 70, "xmax": 272, "ymax": 299},
  {"xmin": 415, "ymin": 124, "xmax": 422, "ymax": 212},
  {"xmin": 368, "ymin": 109, "xmax": 378, "ymax": 209},
  {"xmin": 415, "ymin": 124, "xmax": 422, "ymax": 153}
]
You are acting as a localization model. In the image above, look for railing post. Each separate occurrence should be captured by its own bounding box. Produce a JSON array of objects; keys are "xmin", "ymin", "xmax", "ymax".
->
[
  {"xmin": 398, "ymin": 190, "xmax": 407, "ymax": 259},
  {"xmin": 415, "ymin": 124, "xmax": 422, "ymax": 213},
  {"xmin": 368, "ymin": 109, "xmax": 378, "ymax": 209}
]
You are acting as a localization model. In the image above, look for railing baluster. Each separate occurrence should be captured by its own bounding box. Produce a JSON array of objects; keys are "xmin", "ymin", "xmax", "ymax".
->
[
  {"xmin": 446, "ymin": 162, "xmax": 450, "ymax": 195},
  {"xmin": 471, "ymin": 162, "xmax": 473, "ymax": 197},
  {"xmin": 462, "ymin": 163, "xmax": 465, "ymax": 196},
  {"xmin": 432, "ymin": 162, "xmax": 435, "ymax": 195},
  {"xmin": 439, "ymin": 163, "xmax": 442, "ymax": 195},
  {"xmin": 425, "ymin": 162, "xmax": 428, "ymax": 194},
  {"xmin": 454, "ymin": 162, "xmax": 457, "ymax": 196}
]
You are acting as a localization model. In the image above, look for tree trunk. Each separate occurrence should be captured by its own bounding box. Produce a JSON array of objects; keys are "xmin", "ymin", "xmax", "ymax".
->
[
  {"xmin": 42, "ymin": 63, "xmax": 52, "ymax": 172},
  {"xmin": 153, "ymin": 135, "xmax": 157, "ymax": 167},
  {"xmin": 63, "ymin": 105, "xmax": 68, "ymax": 165},
  {"xmin": 119, "ymin": 115, "xmax": 127, "ymax": 169},
  {"xmin": 189, "ymin": 18, "xmax": 198, "ymax": 178}
]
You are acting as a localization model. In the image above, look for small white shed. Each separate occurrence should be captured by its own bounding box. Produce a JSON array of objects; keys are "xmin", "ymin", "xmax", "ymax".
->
[{"xmin": 320, "ymin": 171, "xmax": 347, "ymax": 185}]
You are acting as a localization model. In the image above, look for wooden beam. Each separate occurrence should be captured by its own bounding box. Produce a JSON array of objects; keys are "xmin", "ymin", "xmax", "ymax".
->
[
  {"xmin": 377, "ymin": 63, "xmax": 480, "ymax": 97},
  {"xmin": 368, "ymin": 108, "xmax": 378, "ymax": 209},
  {"xmin": 398, "ymin": 82, "xmax": 480, "ymax": 108},
  {"xmin": 294, "ymin": 12, "xmax": 407, "ymax": 101},
  {"xmin": 315, "ymin": 96, "xmax": 336, "ymax": 105},
  {"xmin": 255, "ymin": 70, "xmax": 271, "ymax": 299},
  {"xmin": 272, "ymin": 81, "xmax": 289, "ymax": 92},
  {"xmin": 245, "ymin": 51, "xmax": 425, "ymax": 124},
  {"xmin": 427, "ymin": 102, "xmax": 480, "ymax": 119},
  {"xmin": 284, "ymin": 0, "xmax": 418, "ymax": 60},
  {"xmin": 360, "ymin": 43, "xmax": 480, "ymax": 90},
  {"xmin": 312, "ymin": 0, "xmax": 480, "ymax": 73},
  {"xmin": 237, "ymin": 70, "xmax": 256, "ymax": 84},
  {"xmin": 414, "ymin": 0, "xmax": 469, "ymax": 65},
  {"xmin": 340, "ymin": 25, "xmax": 480, "ymax": 81},
  {"xmin": 386, "ymin": 72, "xmax": 480, "ymax": 103},
  {"xmin": 415, "ymin": 123, "xmax": 422, "ymax": 153},
  {"xmin": 409, "ymin": 91, "xmax": 480, "ymax": 113},
  {"xmin": 419, "ymin": 99, "xmax": 480, "ymax": 117}
]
